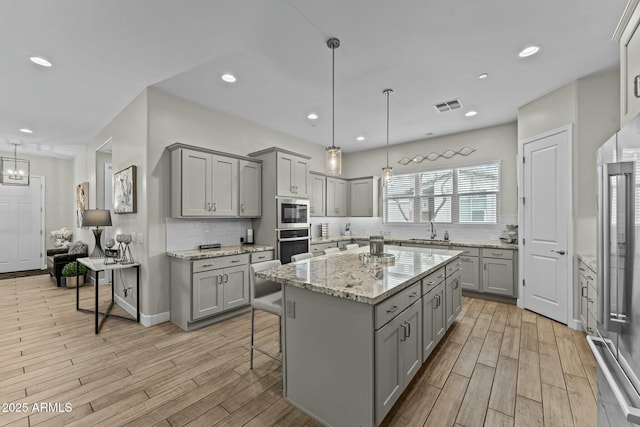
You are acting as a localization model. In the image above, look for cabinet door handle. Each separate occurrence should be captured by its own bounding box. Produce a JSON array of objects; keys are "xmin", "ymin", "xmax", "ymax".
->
[
  {"xmin": 386, "ymin": 305, "xmax": 397, "ymax": 314},
  {"xmin": 241, "ymin": 204, "xmax": 245, "ymax": 213},
  {"xmin": 231, "ymin": 259, "xmax": 241, "ymax": 263},
  {"xmin": 212, "ymin": 203, "xmax": 217, "ymax": 212},
  {"xmin": 400, "ymin": 323, "xmax": 407, "ymax": 341},
  {"xmin": 635, "ymin": 75, "xmax": 640, "ymax": 98},
  {"xmin": 462, "ymin": 257, "xmax": 471, "ymax": 262},
  {"xmin": 438, "ymin": 274, "xmax": 445, "ymax": 279},
  {"xmin": 586, "ymin": 275, "xmax": 594, "ymax": 280},
  {"xmin": 581, "ymin": 286, "xmax": 587, "ymax": 298},
  {"xmin": 425, "ymin": 280, "xmax": 434, "ymax": 286},
  {"xmin": 409, "ymin": 291, "xmax": 418, "ymax": 298},
  {"xmin": 257, "ymin": 256, "xmax": 266, "ymax": 260},
  {"xmin": 201, "ymin": 263, "xmax": 213, "ymax": 268},
  {"xmin": 405, "ymin": 321, "xmax": 411, "ymax": 338},
  {"xmin": 588, "ymin": 298, "xmax": 594, "ymax": 303},
  {"xmin": 587, "ymin": 327, "xmax": 594, "ymax": 333},
  {"xmin": 579, "ymin": 267, "xmax": 586, "ymax": 272},
  {"xmin": 218, "ymin": 274, "xmax": 223, "ymax": 283},
  {"xmin": 224, "ymin": 273, "xmax": 229, "ymax": 283},
  {"xmin": 492, "ymin": 252, "xmax": 503, "ymax": 256},
  {"xmin": 454, "ymin": 278, "xmax": 459, "ymax": 289}
]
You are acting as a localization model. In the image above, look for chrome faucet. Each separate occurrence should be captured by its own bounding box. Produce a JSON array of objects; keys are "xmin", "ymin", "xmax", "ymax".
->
[{"xmin": 430, "ymin": 221, "xmax": 437, "ymax": 239}]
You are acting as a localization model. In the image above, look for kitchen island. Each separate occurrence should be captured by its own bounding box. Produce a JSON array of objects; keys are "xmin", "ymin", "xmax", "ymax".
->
[{"xmin": 256, "ymin": 245, "xmax": 462, "ymax": 426}]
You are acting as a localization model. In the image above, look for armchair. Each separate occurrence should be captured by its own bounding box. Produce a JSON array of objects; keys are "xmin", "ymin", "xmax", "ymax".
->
[{"xmin": 46, "ymin": 241, "xmax": 88, "ymax": 287}]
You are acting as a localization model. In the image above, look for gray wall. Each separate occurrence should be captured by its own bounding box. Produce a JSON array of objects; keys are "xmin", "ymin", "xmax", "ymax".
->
[
  {"xmin": 342, "ymin": 122, "xmax": 519, "ymax": 217},
  {"xmin": 517, "ymin": 69, "xmax": 619, "ymax": 255}
]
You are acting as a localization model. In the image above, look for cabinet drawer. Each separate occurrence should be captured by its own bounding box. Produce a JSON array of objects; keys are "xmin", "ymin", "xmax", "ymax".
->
[
  {"xmin": 481, "ymin": 248, "xmax": 513, "ymax": 260},
  {"xmin": 193, "ymin": 254, "xmax": 249, "ymax": 273},
  {"xmin": 250, "ymin": 251, "xmax": 274, "ymax": 263},
  {"xmin": 446, "ymin": 258, "xmax": 463, "ymax": 276},
  {"xmin": 311, "ymin": 242, "xmax": 336, "ymax": 256},
  {"xmin": 375, "ymin": 282, "xmax": 421, "ymax": 330},
  {"xmin": 422, "ymin": 267, "xmax": 446, "ymax": 295},
  {"xmin": 451, "ymin": 246, "xmax": 480, "ymax": 257}
]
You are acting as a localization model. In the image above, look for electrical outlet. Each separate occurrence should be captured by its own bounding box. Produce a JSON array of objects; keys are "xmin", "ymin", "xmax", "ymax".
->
[{"xmin": 130, "ymin": 232, "xmax": 137, "ymax": 243}]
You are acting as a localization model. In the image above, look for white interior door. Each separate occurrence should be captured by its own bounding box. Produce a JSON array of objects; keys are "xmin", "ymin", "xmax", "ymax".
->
[
  {"xmin": 521, "ymin": 126, "xmax": 571, "ymax": 323},
  {"xmin": 0, "ymin": 176, "xmax": 44, "ymax": 273}
]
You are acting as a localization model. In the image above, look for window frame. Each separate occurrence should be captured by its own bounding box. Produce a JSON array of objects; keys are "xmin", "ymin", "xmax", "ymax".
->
[{"xmin": 383, "ymin": 161, "xmax": 501, "ymax": 225}]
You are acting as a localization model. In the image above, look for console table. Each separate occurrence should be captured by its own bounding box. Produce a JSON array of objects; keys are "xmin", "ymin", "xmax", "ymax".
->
[{"xmin": 75, "ymin": 258, "xmax": 140, "ymax": 334}]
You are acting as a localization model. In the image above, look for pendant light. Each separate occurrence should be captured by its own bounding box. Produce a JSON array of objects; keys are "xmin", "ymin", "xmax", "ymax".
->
[
  {"xmin": 1, "ymin": 143, "xmax": 30, "ymax": 186},
  {"xmin": 382, "ymin": 89, "xmax": 393, "ymax": 182},
  {"xmin": 325, "ymin": 37, "xmax": 342, "ymax": 175}
]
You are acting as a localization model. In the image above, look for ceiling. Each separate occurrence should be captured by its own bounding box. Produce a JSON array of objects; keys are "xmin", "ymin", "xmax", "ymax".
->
[{"xmin": 0, "ymin": 0, "xmax": 629, "ymax": 159}]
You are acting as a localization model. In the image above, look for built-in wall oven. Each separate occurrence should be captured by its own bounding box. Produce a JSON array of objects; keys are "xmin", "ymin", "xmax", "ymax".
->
[
  {"xmin": 277, "ymin": 228, "xmax": 310, "ymax": 264},
  {"xmin": 277, "ymin": 198, "xmax": 310, "ymax": 229}
]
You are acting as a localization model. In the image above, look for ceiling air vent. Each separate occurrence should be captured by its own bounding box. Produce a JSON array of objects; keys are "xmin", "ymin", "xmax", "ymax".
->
[{"xmin": 434, "ymin": 99, "xmax": 462, "ymax": 112}]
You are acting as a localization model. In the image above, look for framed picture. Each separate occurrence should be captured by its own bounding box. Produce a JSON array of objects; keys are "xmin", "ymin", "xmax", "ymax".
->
[
  {"xmin": 76, "ymin": 182, "xmax": 89, "ymax": 227},
  {"xmin": 113, "ymin": 165, "xmax": 137, "ymax": 214}
]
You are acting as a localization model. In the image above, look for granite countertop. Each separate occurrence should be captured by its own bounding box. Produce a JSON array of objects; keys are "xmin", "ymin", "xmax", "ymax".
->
[
  {"xmin": 167, "ymin": 244, "xmax": 275, "ymax": 260},
  {"xmin": 256, "ymin": 245, "xmax": 461, "ymax": 305},
  {"xmin": 578, "ymin": 255, "xmax": 597, "ymax": 272},
  {"xmin": 310, "ymin": 235, "xmax": 518, "ymax": 251}
]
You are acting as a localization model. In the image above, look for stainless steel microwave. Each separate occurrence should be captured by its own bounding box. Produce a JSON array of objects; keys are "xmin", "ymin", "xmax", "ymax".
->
[{"xmin": 277, "ymin": 198, "xmax": 310, "ymax": 229}]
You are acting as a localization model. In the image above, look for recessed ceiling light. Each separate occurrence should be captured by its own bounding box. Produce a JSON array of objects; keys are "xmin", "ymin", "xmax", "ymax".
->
[
  {"xmin": 19, "ymin": 128, "xmax": 33, "ymax": 134},
  {"xmin": 221, "ymin": 73, "xmax": 236, "ymax": 83},
  {"xmin": 356, "ymin": 136, "xmax": 365, "ymax": 141},
  {"xmin": 307, "ymin": 113, "xmax": 318, "ymax": 120},
  {"xmin": 465, "ymin": 111, "xmax": 478, "ymax": 117},
  {"xmin": 518, "ymin": 45, "xmax": 541, "ymax": 58},
  {"xmin": 478, "ymin": 73, "xmax": 488, "ymax": 79},
  {"xmin": 29, "ymin": 56, "xmax": 52, "ymax": 67}
]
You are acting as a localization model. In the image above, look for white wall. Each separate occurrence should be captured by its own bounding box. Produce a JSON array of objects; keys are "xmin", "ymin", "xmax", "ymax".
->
[{"xmin": 0, "ymin": 151, "xmax": 75, "ymax": 250}]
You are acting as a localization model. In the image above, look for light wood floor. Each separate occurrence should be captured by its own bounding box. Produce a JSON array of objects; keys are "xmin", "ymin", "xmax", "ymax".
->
[{"xmin": 0, "ymin": 275, "xmax": 596, "ymax": 427}]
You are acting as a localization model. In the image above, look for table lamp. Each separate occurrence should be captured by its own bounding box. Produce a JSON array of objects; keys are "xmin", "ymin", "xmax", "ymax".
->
[{"xmin": 82, "ymin": 209, "xmax": 112, "ymax": 258}]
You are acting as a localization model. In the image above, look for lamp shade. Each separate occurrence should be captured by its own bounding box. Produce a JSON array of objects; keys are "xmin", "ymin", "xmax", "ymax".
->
[{"xmin": 82, "ymin": 209, "xmax": 112, "ymax": 227}]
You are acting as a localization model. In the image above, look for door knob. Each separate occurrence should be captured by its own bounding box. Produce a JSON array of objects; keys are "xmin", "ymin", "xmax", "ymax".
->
[{"xmin": 550, "ymin": 249, "xmax": 566, "ymax": 255}]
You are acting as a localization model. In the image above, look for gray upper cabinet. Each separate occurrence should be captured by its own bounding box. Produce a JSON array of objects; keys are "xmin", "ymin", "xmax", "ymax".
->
[
  {"xmin": 210, "ymin": 154, "xmax": 239, "ymax": 217},
  {"xmin": 617, "ymin": 3, "xmax": 640, "ymax": 126},
  {"xmin": 349, "ymin": 177, "xmax": 379, "ymax": 217},
  {"xmin": 309, "ymin": 172, "xmax": 326, "ymax": 217},
  {"xmin": 326, "ymin": 176, "xmax": 348, "ymax": 217},
  {"xmin": 169, "ymin": 144, "xmax": 261, "ymax": 218},
  {"xmin": 179, "ymin": 149, "xmax": 211, "ymax": 217},
  {"xmin": 239, "ymin": 160, "xmax": 262, "ymax": 217},
  {"xmin": 277, "ymin": 151, "xmax": 309, "ymax": 198}
]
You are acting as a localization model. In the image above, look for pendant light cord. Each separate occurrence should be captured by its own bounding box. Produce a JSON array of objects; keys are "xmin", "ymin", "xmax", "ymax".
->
[
  {"xmin": 386, "ymin": 91, "xmax": 390, "ymax": 168},
  {"xmin": 331, "ymin": 41, "xmax": 336, "ymax": 150}
]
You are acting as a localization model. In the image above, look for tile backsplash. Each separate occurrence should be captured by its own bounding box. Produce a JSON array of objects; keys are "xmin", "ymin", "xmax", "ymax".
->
[
  {"xmin": 310, "ymin": 215, "xmax": 518, "ymax": 242},
  {"xmin": 166, "ymin": 218, "xmax": 252, "ymax": 251}
]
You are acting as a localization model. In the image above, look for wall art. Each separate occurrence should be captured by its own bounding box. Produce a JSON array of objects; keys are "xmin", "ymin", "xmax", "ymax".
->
[{"xmin": 113, "ymin": 165, "xmax": 137, "ymax": 214}]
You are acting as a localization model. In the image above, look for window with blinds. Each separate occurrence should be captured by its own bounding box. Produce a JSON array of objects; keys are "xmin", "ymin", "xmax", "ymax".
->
[{"xmin": 384, "ymin": 162, "xmax": 500, "ymax": 224}]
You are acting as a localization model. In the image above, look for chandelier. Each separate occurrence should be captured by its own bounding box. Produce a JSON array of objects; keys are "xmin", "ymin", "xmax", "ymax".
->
[{"xmin": 1, "ymin": 143, "xmax": 30, "ymax": 186}]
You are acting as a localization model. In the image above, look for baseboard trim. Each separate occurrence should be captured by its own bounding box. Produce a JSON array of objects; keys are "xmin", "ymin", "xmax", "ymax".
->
[
  {"xmin": 568, "ymin": 318, "xmax": 583, "ymax": 331},
  {"xmin": 114, "ymin": 295, "xmax": 170, "ymax": 327}
]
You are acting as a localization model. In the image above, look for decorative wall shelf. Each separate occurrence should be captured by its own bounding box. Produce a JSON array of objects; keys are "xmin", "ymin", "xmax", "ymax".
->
[{"xmin": 398, "ymin": 146, "xmax": 475, "ymax": 165}]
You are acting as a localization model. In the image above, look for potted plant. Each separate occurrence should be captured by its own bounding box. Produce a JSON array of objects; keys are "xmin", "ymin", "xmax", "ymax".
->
[{"xmin": 62, "ymin": 262, "xmax": 87, "ymax": 288}]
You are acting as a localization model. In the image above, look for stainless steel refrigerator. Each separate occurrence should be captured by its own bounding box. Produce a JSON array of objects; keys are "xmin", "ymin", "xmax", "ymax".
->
[{"xmin": 591, "ymin": 115, "xmax": 640, "ymax": 426}]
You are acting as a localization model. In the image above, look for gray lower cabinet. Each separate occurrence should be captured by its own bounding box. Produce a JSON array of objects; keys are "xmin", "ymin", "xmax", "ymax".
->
[
  {"xmin": 578, "ymin": 259, "xmax": 597, "ymax": 335},
  {"xmin": 482, "ymin": 255, "xmax": 514, "ymax": 296},
  {"xmin": 459, "ymin": 255, "xmax": 480, "ymax": 291},
  {"xmin": 422, "ymin": 282, "xmax": 445, "ymax": 362},
  {"xmin": 171, "ymin": 253, "xmax": 252, "ymax": 330},
  {"xmin": 375, "ymin": 299, "xmax": 422, "ymax": 425},
  {"xmin": 445, "ymin": 269, "xmax": 462, "ymax": 328}
]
